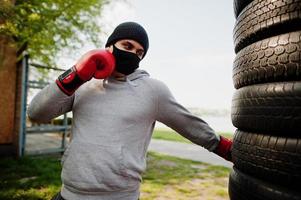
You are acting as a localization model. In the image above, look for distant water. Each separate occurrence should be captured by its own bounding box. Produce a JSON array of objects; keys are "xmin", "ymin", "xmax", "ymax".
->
[{"xmin": 155, "ymin": 114, "xmax": 236, "ymax": 134}]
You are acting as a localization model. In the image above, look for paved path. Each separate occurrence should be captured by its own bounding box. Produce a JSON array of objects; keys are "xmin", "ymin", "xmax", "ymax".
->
[
  {"xmin": 26, "ymin": 134, "xmax": 64, "ymax": 152},
  {"xmin": 148, "ymin": 139, "xmax": 233, "ymax": 168},
  {"xmin": 26, "ymin": 134, "xmax": 232, "ymax": 168}
]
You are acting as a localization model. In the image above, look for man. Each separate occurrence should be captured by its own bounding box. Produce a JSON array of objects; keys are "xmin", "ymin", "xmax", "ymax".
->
[{"xmin": 28, "ymin": 22, "xmax": 232, "ymax": 200}]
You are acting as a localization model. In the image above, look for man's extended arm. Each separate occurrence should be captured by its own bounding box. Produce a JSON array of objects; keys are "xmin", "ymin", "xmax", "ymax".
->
[{"xmin": 155, "ymin": 80, "xmax": 232, "ymax": 161}]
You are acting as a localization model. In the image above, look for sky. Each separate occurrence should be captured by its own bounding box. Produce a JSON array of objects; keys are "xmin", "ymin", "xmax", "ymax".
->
[{"xmin": 59, "ymin": 0, "xmax": 237, "ymax": 110}]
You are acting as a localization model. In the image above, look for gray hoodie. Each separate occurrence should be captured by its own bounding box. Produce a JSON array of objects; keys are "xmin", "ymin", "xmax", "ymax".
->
[{"xmin": 27, "ymin": 69, "xmax": 220, "ymax": 200}]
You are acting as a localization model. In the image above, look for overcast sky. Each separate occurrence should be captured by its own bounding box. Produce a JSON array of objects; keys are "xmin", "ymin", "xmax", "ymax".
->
[{"xmin": 59, "ymin": 0, "xmax": 236, "ymax": 110}]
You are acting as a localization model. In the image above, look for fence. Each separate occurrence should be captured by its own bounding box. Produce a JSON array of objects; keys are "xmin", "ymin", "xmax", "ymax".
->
[{"xmin": 19, "ymin": 53, "xmax": 70, "ymax": 157}]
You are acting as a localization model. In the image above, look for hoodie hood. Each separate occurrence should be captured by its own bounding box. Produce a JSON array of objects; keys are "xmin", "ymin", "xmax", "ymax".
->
[
  {"xmin": 107, "ymin": 69, "xmax": 150, "ymax": 82},
  {"xmin": 127, "ymin": 69, "xmax": 150, "ymax": 81},
  {"xmin": 104, "ymin": 69, "xmax": 150, "ymax": 88}
]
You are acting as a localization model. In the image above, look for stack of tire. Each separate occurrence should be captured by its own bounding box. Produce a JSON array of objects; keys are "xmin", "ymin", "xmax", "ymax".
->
[{"xmin": 229, "ymin": 0, "xmax": 301, "ymax": 199}]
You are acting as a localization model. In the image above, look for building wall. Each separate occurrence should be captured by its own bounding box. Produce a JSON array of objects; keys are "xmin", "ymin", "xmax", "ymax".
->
[{"xmin": 0, "ymin": 36, "xmax": 19, "ymax": 156}]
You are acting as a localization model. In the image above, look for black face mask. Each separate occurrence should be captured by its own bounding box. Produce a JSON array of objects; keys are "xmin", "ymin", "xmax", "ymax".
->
[{"xmin": 112, "ymin": 45, "xmax": 141, "ymax": 75}]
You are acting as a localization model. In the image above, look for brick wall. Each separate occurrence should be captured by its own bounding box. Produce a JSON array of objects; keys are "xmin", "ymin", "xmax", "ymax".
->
[{"xmin": 0, "ymin": 36, "xmax": 18, "ymax": 156}]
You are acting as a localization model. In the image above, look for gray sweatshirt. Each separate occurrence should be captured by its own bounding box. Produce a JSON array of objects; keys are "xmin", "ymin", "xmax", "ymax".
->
[{"xmin": 27, "ymin": 69, "xmax": 220, "ymax": 200}]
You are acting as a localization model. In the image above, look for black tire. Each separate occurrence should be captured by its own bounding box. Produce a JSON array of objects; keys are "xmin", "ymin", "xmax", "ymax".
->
[
  {"xmin": 233, "ymin": 31, "xmax": 301, "ymax": 89},
  {"xmin": 233, "ymin": 0, "xmax": 254, "ymax": 18},
  {"xmin": 231, "ymin": 81, "xmax": 301, "ymax": 134},
  {"xmin": 232, "ymin": 130, "xmax": 301, "ymax": 188},
  {"xmin": 229, "ymin": 167, "xmax": 301, "ymax": 200},
  {"xmin": 234, "ymin": 0, "xmax": 301, "ymax": 53}
]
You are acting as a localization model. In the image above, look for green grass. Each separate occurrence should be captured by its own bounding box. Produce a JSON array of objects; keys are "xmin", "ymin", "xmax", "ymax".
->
[
  {"xmin": 0, "ymin": 156, "xmax": 61, "ymax": 200},
  {"xmin": 142, "ymin": 152, "xmax": 230, "ymax": 200},
  {"xmin": 152, "ymin": 129, "xmax": 233, "ymax": 143},
  {"xmin": 0, "ymin": 153, "xmax": 230, "ymax": 200},
  {"xmin": 152, "ymin": 129, "xmax": 192, "ymax": 143}
]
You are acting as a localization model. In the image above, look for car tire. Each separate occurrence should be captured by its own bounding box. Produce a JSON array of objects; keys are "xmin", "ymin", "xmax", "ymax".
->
[
  {"xmin": 233, "ymin": 0, "xmax": 254, "ymax": 18},
  {"xmin": 232, "ymin": 129, "xmax": 301, "ymax": 188},
  {"xmin": 229, "ymin": 167, "xmax": 301, "ymax": 200},
  {"xmin": 231, "ymin": 81, "xmax": 301, "ymax": 134},
  {"xmin": 233, "ymin": 0, "xmax": 301, "ymax": 53},
  {"xmin": 233, "ymin": 31, "xmax": 301, "ymax": 89}
]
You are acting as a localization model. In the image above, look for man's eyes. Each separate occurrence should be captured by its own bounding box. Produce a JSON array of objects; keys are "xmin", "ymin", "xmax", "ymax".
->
[
  {"xmin": 123, "ymin": 43, "xmax": 132, "ymax": 50},
  {"xmin": 137, "ymin": 51, "xmax": 144, "ymax": 57},
  {"xmin": 121, "ymin": 42, "xmax": 144, "ymax": 57}
]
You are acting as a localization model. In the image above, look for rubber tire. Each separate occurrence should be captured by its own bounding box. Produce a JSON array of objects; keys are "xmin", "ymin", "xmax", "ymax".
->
[
  {"xmin": 229, "ymin": 167, "xmax": 301, "ymax": 200},
  {"xmin": 233, "ymin": 0, "xmax": 301, "ymax": 53},
  {"xmin": 232, "ymin": 130, "xmax": 301, "ymax": 188},
  {"xmin": 233, "ymin": 31, "xmax": 301, "ymax": 89},
  {"xmin": 231, "ymin": 81, "xmax": 301, "ymax": 134},
  {"xmin": 233, "ymin": 0, "xmax": 254, "ymax": 18}
]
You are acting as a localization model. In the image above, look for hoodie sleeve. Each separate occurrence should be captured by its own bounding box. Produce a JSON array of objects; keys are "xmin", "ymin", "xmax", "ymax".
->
[
  {"xmin": 154, "ymin": 80, "xmax": 220, "ymax": 152},
  {"xmin": 27, "ymin": 82, "xmax": 74, "ymax": 123}
]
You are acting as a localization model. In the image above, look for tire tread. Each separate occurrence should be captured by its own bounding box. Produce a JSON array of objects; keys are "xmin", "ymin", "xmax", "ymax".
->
[{"xmin": 234, "ymin": 0, "xmax": 301, "ymax": 53}]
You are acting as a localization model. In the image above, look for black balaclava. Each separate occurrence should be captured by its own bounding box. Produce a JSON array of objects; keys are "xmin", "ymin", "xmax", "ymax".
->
[
  {"xmin": 105, "ymin": 22, "xmax": 149, "ymax": 75},
  {"xmin": 112, "ymin": 45, "xmax": 140, "ymax": 75}
]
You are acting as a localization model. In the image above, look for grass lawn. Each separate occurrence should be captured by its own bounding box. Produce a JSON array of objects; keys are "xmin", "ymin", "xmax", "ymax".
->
[
  {"xmin": 0, "ymin": 152, "xmax": 230, "ymax": 200},
  {"xmin": 142, "ymin": 152, "xmax": 230, "ymax": 200},
  {"xmin": 0, "ymin": 155, "xmax": 61, "ymax": 200},
  {"xmin": 152, "ymin": 129, "xmax": 233, "ymax": 143}
]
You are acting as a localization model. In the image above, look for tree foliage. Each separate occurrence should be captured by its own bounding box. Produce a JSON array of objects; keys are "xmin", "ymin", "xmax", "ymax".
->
[{"xmin": 0, "ymin": 0, "xmax": 110, "ymax": 65}]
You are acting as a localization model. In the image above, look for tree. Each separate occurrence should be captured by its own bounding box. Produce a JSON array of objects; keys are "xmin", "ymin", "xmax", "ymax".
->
[
  {"xmin": 0, "ymin": 0, "xmax": 111, "ymax": 156},
  {"xmin": 0, "ymin": 0, "xmax": 111, "ymax": 65}
]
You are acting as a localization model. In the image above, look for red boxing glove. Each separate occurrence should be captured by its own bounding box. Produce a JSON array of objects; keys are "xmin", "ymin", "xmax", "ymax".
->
[
  {"xmin": 56, "ymin": 49, "xmax": 115, "ymax": 96},
  {"xmin": 213, "ymin": 135, "xmax": 233, "ymax": 162}
]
